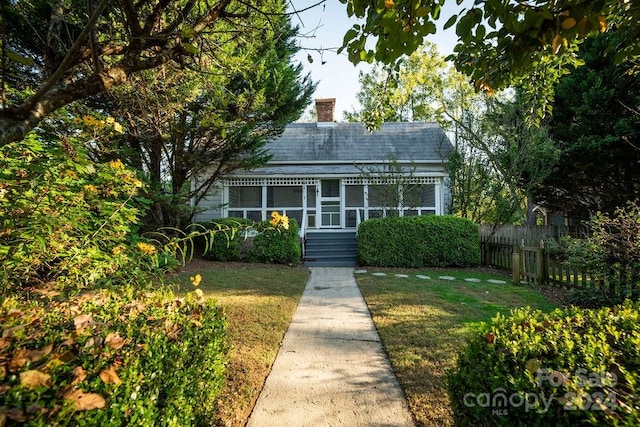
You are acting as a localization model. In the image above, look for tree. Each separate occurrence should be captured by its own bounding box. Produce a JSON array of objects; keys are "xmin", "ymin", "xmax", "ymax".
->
[
  {"xmin": 35, "ymin": 0, "xmax": 315, "ymax": 230},
  {"xmin": 0, "ymin": 0, "xmax": 307, "ymax": 146},
  {"xmin": 339, "ymin": 0, "xmax": 640, "ymax": 116},
  {"xmin": 532, "ymin": 33, "xmax": 640, "ymax": 218},
  {"xmin": 343, "ymin": 43, "xmax": 447, "ymax": 128},
  {"xmin": 346, "ymin": 45, "xmax": 559, "ymax": 224},
  {"xmin": 356, "ymin": 155, "xmax": 427, "ymax": 216},
  {"xmin": 111, "ymin": 6, "xmax": 314, "ymax": 229},
  {"xmin": 2, "ymin": 0, "xmax": 314, "ymax": 229}
]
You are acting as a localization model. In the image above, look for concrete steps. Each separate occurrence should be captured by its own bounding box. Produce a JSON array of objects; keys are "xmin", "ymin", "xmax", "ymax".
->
[{"xmin": 304, "ymin": 231, "xmax": 358, "ymax": 267}]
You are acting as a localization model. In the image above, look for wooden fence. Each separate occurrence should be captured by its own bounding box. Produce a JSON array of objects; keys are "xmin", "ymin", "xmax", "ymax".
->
[
  {"xmin": 480, "ymin": 225, "xmax": 636, "ymax": 294},
  {"xmin": 479, "ymin": 224, "xmax": 585, "ymax": 244}
]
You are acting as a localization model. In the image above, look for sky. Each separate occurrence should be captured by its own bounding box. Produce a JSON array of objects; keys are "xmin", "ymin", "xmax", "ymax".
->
[{"xmin": 288, "ymin": 0, "xmax": 469, "ymax": 121}]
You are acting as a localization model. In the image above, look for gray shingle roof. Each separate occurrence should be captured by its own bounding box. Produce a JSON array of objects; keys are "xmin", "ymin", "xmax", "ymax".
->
[{"xmin": 264, "ymin": 122, "xmax": 453, "ymax": 163}]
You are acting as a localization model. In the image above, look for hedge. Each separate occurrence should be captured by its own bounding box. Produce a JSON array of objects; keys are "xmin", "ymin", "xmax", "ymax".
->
[
  {"xmin": 0, "ymin": 288, "xmax": 228, "ymax": 426},
  {"xmin": 447, "ymin": 301, "xmax": 640, "ymax": 426},
  {"xmin": 357, "ymin": 215, "xmax": 480, "ymax": 268},
  {"xmin": 202, "ymin": 217, "xmax": 301, "ymax": 265}
]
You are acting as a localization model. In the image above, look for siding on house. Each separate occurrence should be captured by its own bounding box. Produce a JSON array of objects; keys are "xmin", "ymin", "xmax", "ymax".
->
[{"xmin": 191, "ymin": 185, "xmax": 223, "ymax": 223}]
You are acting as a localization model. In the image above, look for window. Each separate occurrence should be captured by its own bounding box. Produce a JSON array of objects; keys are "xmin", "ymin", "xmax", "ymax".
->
[
  {"xmin": 306, "ymin": 186, "xmax": 317, "ymax": 207},
  {"xmin": 321, "ymin": 201, "xmax": 340, "ymax": 226},
  {"xmin": 346, "ymin": 185, "xmax": 364, "ymax": 207},
  {"xmin": 286, "ymin": 210, "xmax": 303, "ymax": 226},
  {"xmin": 402, "ymin": 185, "xmax": 423, "ymax": 209},
  {"xmin": 368, "ymin": 185, "xmax": 398, "ymax": 208},
  {"xmin": 421, "ymin": 185, "xmax": 436, "ymax": 207},
  {"xmin": 321, "ymin": 179, "xmax": 340, "ymax": 198},
  {"xmin": 267, "ymin": 186, "xmax": 302, "ymax": 208},
  {"xmin": 229, "ymin": 186, "xmax": 261, "ymax": 208}
]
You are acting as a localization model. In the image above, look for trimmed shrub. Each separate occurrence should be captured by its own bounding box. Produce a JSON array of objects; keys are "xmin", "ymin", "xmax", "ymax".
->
[
  {"xmin": 0, "ymin": 288, "xmax": 228, "ymax": 426},
  {"xmin": 447, "ymin": 301, "xmax": 640, "ymax": 426},
  {"xmin": 249, "ymin": 217, "xmax": 301, "ymax": 265},
  {"xmin": 201, "ymin": 218, "xmax": 253, "ymax": 262},
  {"xmin": 200, "ymin": 216, "xmax": 301, "ymax": 265},
  {"xmin": 357, "ymin": 215, "xmax": 480, "ymax": 268}
]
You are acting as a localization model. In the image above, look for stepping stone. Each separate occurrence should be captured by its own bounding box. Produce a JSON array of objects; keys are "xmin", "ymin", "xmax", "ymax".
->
[
  {"xmin": 464, "ymin": 278, "xmax": 482, "ymax": 283},
  {"xmin": 487, "ymin": 279, "xmax": 507, "ymax": 284},
  {"xmin": 372, "ymin": 272, "xmax": 387, "ymax": 276},
  {"xmin": 395, "ymin": 274, "xmax": 409, "ymax": 278},
  {"xmin": 416, "ymin": 275, "xmax": 430, "ymax": 280},
  {"xmin": 354, "ymin": 270, "xmax": 368, "ymax": 274},
  {"xmin": 439, "ymin": 276, "xmax": 456, "ymax": 281}
]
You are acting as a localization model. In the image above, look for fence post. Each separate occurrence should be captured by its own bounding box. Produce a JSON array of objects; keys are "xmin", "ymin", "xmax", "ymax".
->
[
  {"xmin": 537, "ymin": 240, "xmax": 545, "ymax": 285},
  {"xmin": 512, "ymin": 250, "xmax": 521, "ymax": 285},
  {"xmin": 482, "ymin": 241, "xmax": 490, "ymax": 265}
]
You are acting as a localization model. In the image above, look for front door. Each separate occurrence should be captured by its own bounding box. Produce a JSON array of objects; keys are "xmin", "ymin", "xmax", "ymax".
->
[{"xmin": 320, "ymin": 179, "xmax": 341, "ymax": 228}]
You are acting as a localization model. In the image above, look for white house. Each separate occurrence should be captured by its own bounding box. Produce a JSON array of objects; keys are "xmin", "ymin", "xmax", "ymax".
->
[{"xmin": 192, "ymin": 98, "xmax": 454, "ymax": 265}]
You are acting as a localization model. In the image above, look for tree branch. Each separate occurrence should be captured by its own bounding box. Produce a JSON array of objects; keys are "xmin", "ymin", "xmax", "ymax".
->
[{"xmin": 25, "ymin": 0, "xmax": 109, "ymax": 112}]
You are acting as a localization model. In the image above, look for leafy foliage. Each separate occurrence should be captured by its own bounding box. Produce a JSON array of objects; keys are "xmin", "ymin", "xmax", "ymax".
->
[
  {"xmin": 448, "ymin": 302, "xmax": 640, "ymax": 426},
  {"xmin": 248, "ymin": 217, "xmax": 301, "ymax": 265},
  {"xmin": 357, "ymin": 215, "xmax": 480, "ymax": 267},
  {"xmin": 0, "ymin": 0, "xmax": 313, "ymax": 146},
  {"xmin": 202, "ymin": 216, "xmax": 301, "ymax": 265},
  {"xmin": 533, "ymin": 33, "xmax": 640, "ymax": 218},
  {"xmin": 0, "ymin": 134, "xmax": 166, "ymax": 293},
  {"xmin": 200, "ymin": 218, "xmax": 253, "ymax": 262},
  {"xmin": 548, "ymin": 201, "xmax": 640, "ymax": 304},
  {"xmin": 86, "ymin": 0, "xmax": 315, "ymax": 229},
  {"xmin": 345, "ymin": 45, "xmax": 558, "ymax": 224},
  {"xmin": 340, "ymin": 0, "xmax": 639, "ymax": 116},
  {"xmin": 0, "ymin": 288, "xmax": 228, "ymax": 426},
  {"xmin": 565, "ymin": 288, "xmax": 628, "ymax": 309}
]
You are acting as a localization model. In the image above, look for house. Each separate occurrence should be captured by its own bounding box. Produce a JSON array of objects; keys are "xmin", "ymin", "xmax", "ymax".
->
[{"xmin": 192, "ymin": 98, "xmax": 454, "ymax": 265}]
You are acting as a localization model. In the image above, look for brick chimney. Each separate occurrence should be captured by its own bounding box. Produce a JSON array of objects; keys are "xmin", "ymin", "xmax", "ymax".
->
[{"xmin": 315, "ymin": 98, "xmax": 335, "ymax": 123}]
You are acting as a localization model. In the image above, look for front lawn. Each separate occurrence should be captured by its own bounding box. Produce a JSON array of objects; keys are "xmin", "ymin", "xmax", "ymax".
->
[
  {"xmin": 172, "ymin": 262, "xmax": 310, "ymax": 426},
  {"xmin": 355, "ymin": 268, "xmax": 558, "ymax": 427},
  {"xmin": 170, "ymin": 264, "xmax": 559, "ymax": 426}
]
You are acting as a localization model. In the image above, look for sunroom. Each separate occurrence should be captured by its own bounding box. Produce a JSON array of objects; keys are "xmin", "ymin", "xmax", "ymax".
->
[{"xmin": 222, "ymin": 175, "xmax": 444, "ymax": 235}]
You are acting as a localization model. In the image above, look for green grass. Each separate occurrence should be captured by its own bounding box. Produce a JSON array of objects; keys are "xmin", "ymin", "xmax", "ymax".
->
[
  {"xmin": 355, "ymin": 267, "xmax": 558, "ymax": 427},
  {"xmin": 171, "ymin": 262, "xmax": 310, "ymax": 427}
]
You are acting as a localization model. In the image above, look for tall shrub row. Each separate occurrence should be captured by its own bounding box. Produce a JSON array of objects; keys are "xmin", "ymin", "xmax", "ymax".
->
[{"xmin": 357, "ymin": 215, "xmax": 480, "ymax": 267}]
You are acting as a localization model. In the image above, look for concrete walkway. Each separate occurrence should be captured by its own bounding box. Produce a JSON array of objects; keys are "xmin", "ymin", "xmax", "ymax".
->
[{"xmin": 247, "ymin": 267, "xmax": 415, "ymax": 427}]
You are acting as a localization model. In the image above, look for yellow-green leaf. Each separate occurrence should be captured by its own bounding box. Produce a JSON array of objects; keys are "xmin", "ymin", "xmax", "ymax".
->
[
  {"xmin": 525, "ymin": 358, "xmax": 541, "ymax": 373},
  {"xmin": 182, "ymin": 42, "xmax": 200, "ymax": 55},
  {"xmin": 180, "ymin": 27, "xmax": 196, "ymax": 38}
]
